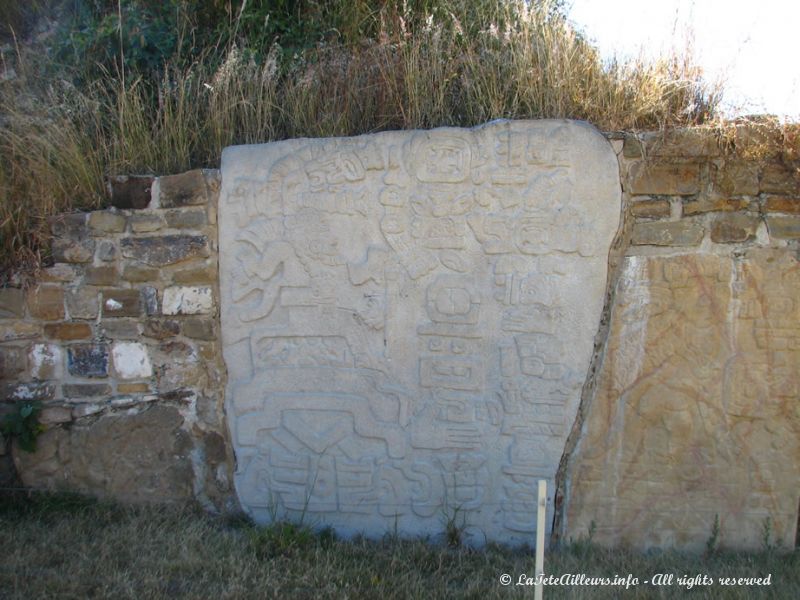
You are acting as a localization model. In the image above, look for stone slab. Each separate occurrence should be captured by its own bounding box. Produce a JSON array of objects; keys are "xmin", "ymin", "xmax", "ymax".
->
[
  {"xmin": 219, "ymin": 120, "xmax": 621, "ymax": 545},
  {"xmin": 563, "ymin": 250, "xmax": 800, "ymax": 551}
]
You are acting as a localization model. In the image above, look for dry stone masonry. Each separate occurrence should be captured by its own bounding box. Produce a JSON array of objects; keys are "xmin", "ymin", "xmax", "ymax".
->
[
  {"xmin": 219, "ymin": 120, "xmax": 621, "ymax": 544},
  {"xmin": 1, "ymin": 120, "xmax": 798, "ymax": 551}
]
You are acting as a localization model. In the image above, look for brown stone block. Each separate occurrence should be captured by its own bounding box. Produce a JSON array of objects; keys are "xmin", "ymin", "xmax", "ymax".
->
[
  {"xmin": 712, "ymin": 160, "xmax": 759, "ymax": 196},
  {"xmin": 764, "ymin": 196, "xmax": 800, "ymax": 214},
  {"xmin": 107, "ymin": 175, "xmax": 153, "ymax": 209},
  {"xmin": 129, "ymin": 214, "xmax": 164, "ymax": 233},
  {"xmin": 143, "ymin": 319, "xmax": 180, "ymax": 340},
  {"xmin": 640, "ymin": 128, "xmax": 721, "ymax": 158},
  {"xmin": 631, "ymin": 221, "xmax": 705, "ymax": 247},
  {"xmin": 710, "ymin": 213, "xmax": 759, "ymax": 244},
  {"xmin": 0, "ymin": 288, "xmax": 25, "ymax": 318},
  {"xmin": 48, "ymin": 213, "xmax": 88, "ymax": 238},
  {"xmin": 88, "ymin": 211, "xmax": 126, "ymax": 234},
  {"xmin": 765, "ymin": 216, "xmax": 800, "ymax": 240},
  {"xmin": 170, "ymin": 262, "xmax": 217, "ymax": 284},
  {"xmin": 0, "ymin": 322, "xmax": 40, "ymax": 341},
  {"xmin": 85, "ymin": 266, "xmax": 119, "ymax": 286},
  {"xmin": 63, "ymin": 383, "xmax": 112, "ymax": 398},
  {"xmin": 159, "ymin": 170, "xmax": 209, "ymax": 208},
  {"xmin": 630, "ymin": 199, "xmax": 670, "ymax": 219},
  {"xmin": 628, "ymin": 162, "xmax": 700, "ymax": 195},
  {"xmin": 27, "ymin": 286, "xmax": 65, "ymax": 321},
  {"xmin": 760, "ymin": 162, "xmax": 800, "ymax": 195},
  {"xmin": 120, "ymin": 235, "xmax": 209, "ymax": 267},
  {"xmin": 52, "ymin": 239, "xmax": 95, "ymax": 263},
  {"xmin": 117, "ymin": 382, "xmax": 151, "ymax": 394},
  {"xmin": 44, "ymin": 322, "xmax": 93, "ymax": 341},
  {"xmin": 100, "ymin": 289, "xmax": 142, "ymax": 318},
  {"xmin": 40, "ymin": 264, "xmax": 78, "ymax": 283},
  {"xmin": 165, "ymin": 208, "xmax": 207, "ymax": 229},
  {"xmin": 122, "ymin": 265, "xmax": 159, "ymax": 282},
  {"xmin": 66, "ymin": 288, "xmax": 100, "ymax": 320},
  {"xmin": 682, "ymin": 197, "xmax": 749, "ymax": 216},
  {"xmin": 182, "ymin": 318, "xmax": 214, "ymax": 340},
  {"xmin": 0, "ymin": 347, "xmax": 26, "ymax": 378}
]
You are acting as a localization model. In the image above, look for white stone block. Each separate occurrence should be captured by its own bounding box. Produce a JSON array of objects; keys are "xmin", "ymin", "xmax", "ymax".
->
[
  {"xmin": 163, "ymin": 286, "xmax": 213, "ymax": 315},
  {"xmin": 28, "ymin": 343, "xmax": 63, "ymax": 380},
  {"xmin": 112, "ymin": 342, "xmax": 152, "ymax": 379}
]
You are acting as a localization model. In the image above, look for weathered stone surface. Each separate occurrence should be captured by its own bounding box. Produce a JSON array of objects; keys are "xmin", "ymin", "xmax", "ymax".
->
[
  {"xmin": 563, "ymin": 251, "xmax": 800, "ymax": 551},
  {"xmin": 628, "ymin": 162, "xmax": 700, "ymax": 195},
  {"xmin": 630, "ymin": 199, "xmax": 670, "ymax": 219},
  {"xmin": 85, "ymin": 266, "xmax": 119, "ymax": 286},
  {"xmin": 682, "ymin": 197, "xmax": 750, "ymax": 215},
  {"xmin": 219, "ymin": 120, "xmax": 621, "ymax": 544},
  {"xmin": 117, "ymin": 382, "xmax": 150, "ymax": 394},
  {"xmin": 142, "ymin": 318, "xmax": 180, "ymax": 340},
  {"xmin": 14, "ymin": 405, "xmax": 193, "ymax": 502},
  {"xmin": 0, "ymin": 382, "xmax": 55, "ymax": 402},
  {"xmin": 40, "ymin": 264, "xmax": 78, "ymax": 283},
  {"xmin": 760, "ymin": 162, "xmax": 800, "ymax": 195},
  {"xmin": 765, "ymin": 216, "xmax": 800, "ymax": 240},
  {"xmin": 67, "ymin": 344, "xmax": 108, "ymax": 378},
  {"xmin": 631, "ymin": 221, "xmax": 705, "ymax": 246},
  {"xmin": 49, "ymin": 213, "xmax": 88, "ymax": 237},
  {"xmin": 710, "ymin": 213, "xmax": 759, "ymax": 244},
  {"xmin": 764, "ymin": 196, "xmax": 800, "ymax": 214},
  {"xmin": 170, "ymin": 263, "xmax": 217, "ymax": 284},
  {"xmin": 108, "ymin": 175, "xmax": 153, "ymax": 210},
  {"xmin": 28, "ymin": 344, "xmax": 63, "ymax": 380},
  {"xmin": 122, "ymin": 265, "xmax": 159, "ymax": 282},
  {"xmin": 52, "ymin": 238, "xmax": 95, "ymax": 263},
  {"xmin": 101, "ymin": 289, "xmax": 141, "ymax": 317},
  {"xmin": 165, "ymin": 208, "xmax": 207, "ymax": 229},
  {"xmin": 182, "ymin": 318, "xmax": 214, "ymax": 340},
  {"xmin": 43, "ymin": 322, "xmax": 92, "ymax": 341},
  {"xmin": 88, "ymin": 211, "xmax": 126, "ymax": 234},
  {"xmin": 0, "ymin": 346, "xmax": 26, "ymax": 378},
  {"xmin": 120, "ymin": 235, "xmax": 209, "ymax": 267},
  {"xmin": 129, "ymin": 213, "xmax": 164, "ymax": 233},
  {"xmin": 155, "ymin": 341, "xmax": 202, "ymax": 392},
  {"xmin": 66, "ymin": 288, "xmax": 99, "ymax": 320},
  {"xmin": 72, "ymin": 403, "xmax": 105, "ymax": 418},
  {"xmin": 40, "ymin": 406, "xmax": 73, "ymax": 424},
  {"xmin": 142, "ymin": 286, "xmax": 159, "ymax": 316},
  {"xmin": 639, "ymin": 129, "xmax": 721, "ymax": 158},
  {"xmin": 162, "ymin": 286, "xmax": 213, "ymax": 315},
  {"xmin": 159, "ymin": 170, "xmax": 209, "ymax": 207},
  {"xmin": 27, "ymin": 286, "xmax": 65, "ymax": 321},
  {"xmin": 99, "ymin": 319, "xmax": 141, "ymax": 339},
  {"xmin": 712, "ymin": 160, "xmax": 759, "ymax": 196},
  {"xmin": 112, "ymin": 342, "xmax": 152, "ymax": 379},
  {"xmin": 0, "ymin": 322, "xmax": 40, "ymax": 341},
  {"xmin": 96, "ymin": 241, "xmax": 117, "ymax": 262},
  {"xmin": 0, "ymin": 287, "xmax": 25, "ymax": 318},
  {"xmin": 63, "ymin": 383, "xmax": 112, "ymax": 398}
]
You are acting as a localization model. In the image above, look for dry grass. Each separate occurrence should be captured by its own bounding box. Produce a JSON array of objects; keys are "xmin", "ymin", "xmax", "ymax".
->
[
  {"xmin": 0, "ymin": 491, "xmax": 797, "ymax": 599},
  {"xmin": 0, "ymin": 0, "xmax": 725, "ymax": 277}
]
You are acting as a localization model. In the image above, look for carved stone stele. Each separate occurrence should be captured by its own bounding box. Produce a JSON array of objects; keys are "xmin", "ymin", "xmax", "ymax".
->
[{"xmin": 219, "ymin": 120, "xmax": 620, "ymax": 545}]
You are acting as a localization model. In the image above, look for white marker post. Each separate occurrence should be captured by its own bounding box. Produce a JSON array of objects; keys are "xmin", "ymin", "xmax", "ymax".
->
[{"xmin": 535, "ymin": 479, "xmax": 547, "ymax": 600}]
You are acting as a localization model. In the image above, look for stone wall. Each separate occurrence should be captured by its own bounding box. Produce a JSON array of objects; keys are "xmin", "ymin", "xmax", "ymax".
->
[
  {"xmin": 0, "ymin": 170, "xmax": 235, "ymax": 510},
  {"xmin": 0, "ymin": 121, "xmax": 798, "ymax": 550}
]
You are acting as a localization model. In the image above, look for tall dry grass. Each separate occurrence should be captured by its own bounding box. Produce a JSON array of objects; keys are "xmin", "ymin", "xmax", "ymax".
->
[{"xmin": 0, "ymin": 0, "xmax": 722, "ymax": 277}]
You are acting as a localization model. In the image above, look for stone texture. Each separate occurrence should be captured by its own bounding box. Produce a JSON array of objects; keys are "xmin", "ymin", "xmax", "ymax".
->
[
  {"xmin": 99, "ymin": 319, "xmax": 141, "ymax": 339},
  {"xmin": 159, "ymin": 170, "xmax": 209, "ymax": 207},
  {"xmin": 65, "ymin": 288, "xmax": 99, "ymax": 321},
  {"xmin": 67, "ymin": 344, "xmax": 108, "ymax": 378},
  {"xmin": 43, "ymin": 322, "xmax": 92, "ymax": 341},
  {"xmin": 49, "ymin": 213, "xmax": 88, "ymax": 237},
  {"xmin": 40, "ymin": 406, "xmax": 73, "ymax": 424},
  {"xmin": 88, "ymin": 211, "xmax": 126, "ymax": 234},
  {"xmin": 85, "ymin": 266, "xmax": 119, "ymax": 286},
  {"xmin": 760, "ymin": 162, "xmax": 800, "ymax": 195},
  {"xmin": 0, "ymin": 287, "xmax": 25, "ymax": 318},
  {"xmin": 142, "ymin": 318, "xmax": 180, "ymax": 340},
  {"xmin": 712, "ymin": 160, "xmax": 759, "ymax": 196},
  {"xmin": 764, "ymin": 196, "xmax": 800, "ymax": 214},
  {"xmin": 765, "ymin": 216, "xmax": 800, "ymax": 240},
  {"xmin": 28, "ymin": 344, "xmax": 63, "ymax": 380},
  {"xmin": 120, "ymin": 235, "xmax": 209, "ymax": 267},
  {"xmin": 628, "ymin": 162, "xmax": 700, "ymax": 195},
  {"xmin": 155, "ymin": 341, "xmax": 203, "ymax": 392},
  {"xmin": 52, "ymin": 239, "xmax": 95, "ymax": 263},
  {"xmin": 564, "ymin": 251, "xmax": 800, "ymax": 551},
  {"xmin": 129, "ymin": 214, "xmax": 164, "ymax": 233},
  {"xmin": 27, "ymin": 286, "xmax": 65, "ymax": 321},
  {"xmin": 117, "ymin": 382, "xmax": 150, "ymax": 394},
  {"xmin": 14, "ymin": 405, "xmax": 193, "ymax": 502},
  {"xmin": 171, "ymin": 263, "xmax": 217, "ymax": 284},
  {"xmin": 112, "ymin": 342, "xmax": 152, "ymax": 379},
  {"xmin": 0, "ymin": 322, "xmax": 40, "ymax": 341},
  {"xmin": 219, "ymin": 120, "xmax": 621, "ymax": 544},
  {"xmin": 0, "ymin": 382, "xmax": 55, "ymax": 402},
  {"xmin": 63, "ymin": 383, "xmax": 112, "ymax": 398},
  {"xmin": 182, "ymin": 318, "xmax": 214, "ymax": 340},
  {"xmin": 639, "ymin": 129, "xmax": 721, "ymax": 158},
  {"xmin": 165, "ymin": 208, "xmax": 207, "ymax": 229},
  {"xmin": 97, "ymin": 240, "xmax": 117, "ymax": 262},
  {"xmin": 108, "ymin": 175, "xmax": 153, "ymax": 210},
  {"xmin": 0, "ymin": 346, "xmax": 26, "ymax": 378},
  {"xmin": 122, "ymin": 265, "xmax": 159, "ymax": 282},
  {"xmin": 682, "ymin": 197, "xmax": 750, "ymax": 216},
  {"xmin": 631, "ymin": 221, "xmax": 705, "ymax": 246},
  {"xmin": 710, "ymin": 213, "xmax": 759, "ymax": 244},
  {"xmin": 101, "ymin": 289, "xmax": 141, "ymax": 318},
  {"xmin": 162, "ymin": 286, "xmax": 213, "ymax": 315},
  {"xmin": 40, "ymin": 264, "xmax": 78, "ymax": 283},
  {"xmin": 142, "ymin": 286, "xmax": 159, "ymax": 316},
  {"xmin": 630, "ymin": 199, "xmax": 670, "ymax": 219}
]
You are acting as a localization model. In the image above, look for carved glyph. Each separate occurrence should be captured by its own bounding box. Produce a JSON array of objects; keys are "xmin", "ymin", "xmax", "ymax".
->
[{"xmin": 219, "ymin": 120, "xmax": 620, "ymax": 545}]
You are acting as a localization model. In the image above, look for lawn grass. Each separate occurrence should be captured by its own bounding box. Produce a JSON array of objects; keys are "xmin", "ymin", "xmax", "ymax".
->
[{"xmin": 0, "ymin": 491, "xmax": 796, "ymax": 599}]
